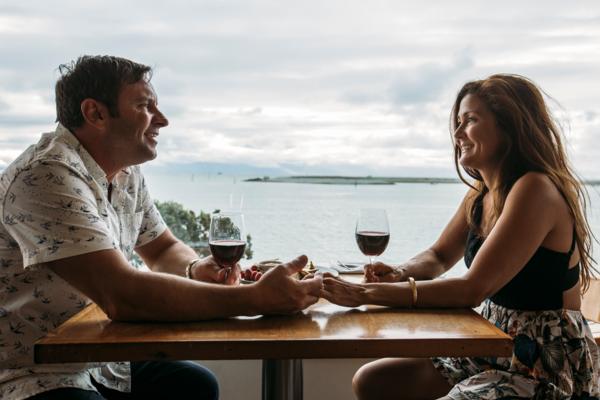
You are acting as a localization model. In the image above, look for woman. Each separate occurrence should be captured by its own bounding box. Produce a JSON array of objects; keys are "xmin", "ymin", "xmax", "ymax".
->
[{"xmin": 322, "ymin": 74, "xmax": 599, "ymax": 399}]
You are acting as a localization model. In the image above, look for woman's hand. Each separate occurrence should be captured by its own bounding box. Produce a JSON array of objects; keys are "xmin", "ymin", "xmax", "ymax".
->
[
  {"xmin": 321, "ymin": 276, "xmax": 367, "ymax": 307},
  {"xmin": 364, "ymin": 262, "xmax": 404, "ymax": 283}
]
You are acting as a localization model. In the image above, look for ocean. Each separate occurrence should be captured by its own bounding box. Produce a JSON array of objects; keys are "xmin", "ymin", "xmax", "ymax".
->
[{"xmin": 144, "ymin": 171, "xmax": 600, "ymax": 278}]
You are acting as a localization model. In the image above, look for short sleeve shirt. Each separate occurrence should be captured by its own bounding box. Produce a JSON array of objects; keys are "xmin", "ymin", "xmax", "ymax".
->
[{"xmin": 0, "ymin": 124, "xmax": 167, "ymax": 399}]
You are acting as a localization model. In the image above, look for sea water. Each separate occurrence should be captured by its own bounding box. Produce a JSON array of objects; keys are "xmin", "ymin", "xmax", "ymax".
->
[{"xmin": 144, "ymin": 171, "xmax": 600, "ymax": 279}]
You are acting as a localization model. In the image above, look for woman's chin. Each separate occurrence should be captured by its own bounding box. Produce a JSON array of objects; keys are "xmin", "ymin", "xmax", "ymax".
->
[{"xmin": 459, "ymin": 157, "xmax": 473, "ymax": 169}]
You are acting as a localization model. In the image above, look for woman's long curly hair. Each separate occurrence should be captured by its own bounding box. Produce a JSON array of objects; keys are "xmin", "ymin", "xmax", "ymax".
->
[{"xmin": 451, "ymin": 74, "xmax": 597, "ymax": 291}]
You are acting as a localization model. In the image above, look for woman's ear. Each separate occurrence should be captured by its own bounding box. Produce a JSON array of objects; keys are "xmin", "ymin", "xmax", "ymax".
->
[{"xmin": 80, "ymin": 99, "xmax": 109, "ymax": 129}]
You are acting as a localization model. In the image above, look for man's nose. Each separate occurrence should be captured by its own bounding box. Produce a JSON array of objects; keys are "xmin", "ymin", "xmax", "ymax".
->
[{"xmin": 154, "ymin": 108, "xmax": 169, "ymax": 127}]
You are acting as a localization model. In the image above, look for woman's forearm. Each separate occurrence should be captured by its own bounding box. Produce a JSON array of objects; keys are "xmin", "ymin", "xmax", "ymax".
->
[
  {"xmin": 362, "ymin": 277, "xmax": 481, "ymax": 309},
  {"xmin": 398, "ymin": 248, "xmax": 450, "ymax": 281}
]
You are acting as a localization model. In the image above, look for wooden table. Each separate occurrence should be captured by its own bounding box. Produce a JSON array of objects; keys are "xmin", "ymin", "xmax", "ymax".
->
[{"xmin": 35, "ymin": 299, "xmax": 512, "ymax": 400}]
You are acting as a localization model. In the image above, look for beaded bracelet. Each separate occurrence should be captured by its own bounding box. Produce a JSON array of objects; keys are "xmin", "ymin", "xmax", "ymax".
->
[{"xmin": 185, "ymin": 258, "xmax": 201, "ymax": 279}]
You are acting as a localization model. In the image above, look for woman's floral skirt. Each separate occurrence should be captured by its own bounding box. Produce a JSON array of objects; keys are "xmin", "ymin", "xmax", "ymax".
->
[{"xmin": 432, "ymin": 301, "xmax": 600, "ymax": 399}]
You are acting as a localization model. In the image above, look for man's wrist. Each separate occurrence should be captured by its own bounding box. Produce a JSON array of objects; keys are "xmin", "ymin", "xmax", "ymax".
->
[
  {"xmin": 230, "ymin": 282, "xmax": 262, "ymax": 316},
  {"xmin": 185, "ymin": 258, "xmax": 201, "ymax": 279}
]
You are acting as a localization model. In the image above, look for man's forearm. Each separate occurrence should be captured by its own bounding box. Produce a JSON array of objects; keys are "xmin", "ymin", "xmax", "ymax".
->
[
  {"xmin": 108, "ymin": 268, "xmax": 259, "ymax": 321},
  {"xmin": 144, "ymin": 240, "xmax": 198, "ymax": 276}
]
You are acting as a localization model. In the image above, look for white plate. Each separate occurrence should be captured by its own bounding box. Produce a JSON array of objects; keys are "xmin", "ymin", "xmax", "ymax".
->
[
  {"xmin": 332, "ymin": 261, "xmax": 365, "ymax": 274},
  {"xmin": 313, "ymin": 266, "xmax": 339, "ymax": 277}
]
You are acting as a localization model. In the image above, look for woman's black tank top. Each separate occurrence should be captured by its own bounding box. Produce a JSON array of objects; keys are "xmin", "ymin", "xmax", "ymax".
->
[{"xmin": 464, "ymin": 196, "xmax": 579, "ymax": 310}]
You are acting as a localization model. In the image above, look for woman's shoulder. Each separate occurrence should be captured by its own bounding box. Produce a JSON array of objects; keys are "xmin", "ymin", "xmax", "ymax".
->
[
  {"xmin": 513, "ymin": 172, "xmax": 557, "ymax": 191},
  {"xmin": 509, "ymin": 172, "xmax": 563, "ymax": 207}
]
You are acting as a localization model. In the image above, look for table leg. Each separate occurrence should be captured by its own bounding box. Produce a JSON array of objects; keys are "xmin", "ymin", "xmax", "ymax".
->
[{"xmin": 262, "ymin": 359, "xmax": 303, "ymax": 400}]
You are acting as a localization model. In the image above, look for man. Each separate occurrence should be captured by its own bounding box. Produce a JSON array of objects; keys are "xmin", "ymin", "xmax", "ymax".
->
[{"xmin": 0, "ymin": 55, "xmax": 322, "ymax": 400}]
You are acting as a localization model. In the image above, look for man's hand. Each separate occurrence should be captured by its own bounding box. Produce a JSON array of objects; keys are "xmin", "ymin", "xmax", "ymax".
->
[
  {"xmin": 253, "ymin": 255, "xmax": 323, "ymax": 314},
  {"xmin": 191, "ymin": 256, "xmax": 241, "ymax": 286},
  {"xmin": 364, "ymin": 262, "xmax": 405, "ymax": 283}
]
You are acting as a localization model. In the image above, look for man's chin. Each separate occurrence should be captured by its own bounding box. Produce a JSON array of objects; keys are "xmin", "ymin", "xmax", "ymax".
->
[
  {"xmin": 143, "ymin": 151, "xmax": 158, "ymax": 163},
  {"xmin": 129, "ymin": 149, "xmax": 158, "ymax": 166}
]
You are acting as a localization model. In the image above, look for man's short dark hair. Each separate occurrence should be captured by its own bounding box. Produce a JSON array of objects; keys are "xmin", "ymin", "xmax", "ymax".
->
[{"xmin": 55, "ymin": 55, "xmax": 152, "ymax": 130}]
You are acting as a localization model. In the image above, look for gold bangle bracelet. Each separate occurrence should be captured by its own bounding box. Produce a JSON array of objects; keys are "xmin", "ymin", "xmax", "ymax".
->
[
  {"xmin": 185, "ymin": 258, "xmax": 201, "ymax": 279},
  {"xmin": 407, "ymin": 277, "xmax": 418, "ymax": 308}
]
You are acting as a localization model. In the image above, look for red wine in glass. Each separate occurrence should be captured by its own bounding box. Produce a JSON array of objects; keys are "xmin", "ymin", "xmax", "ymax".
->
[
  {"xmin": 356, "ymin": 209, "xmax": 390, "ymax": 266},
  {"xmin": 209, "ymin": 211, "xmax": 246, "ymax": 270},
  {"xmin": 355, "ymin": 231, "xmax": 390, "ymax": 256},
  {"xmin": 209, "ymin": 240, "xmax": 246, "ymax": 266}
]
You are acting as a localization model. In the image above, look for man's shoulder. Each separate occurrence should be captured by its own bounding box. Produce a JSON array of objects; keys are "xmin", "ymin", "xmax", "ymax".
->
[
  {"xmin": 1, "ymin": 129, "xmax": 88, "ymax": 193},
  {"xmin": 34, "ymin": 128, "xmax": 88, "ymax": 170}
]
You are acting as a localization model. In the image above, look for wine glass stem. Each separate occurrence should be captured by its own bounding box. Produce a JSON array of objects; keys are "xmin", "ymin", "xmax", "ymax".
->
[{"xmin": 369, "ymin": 256, "xmax": 373, "ymax": 267}]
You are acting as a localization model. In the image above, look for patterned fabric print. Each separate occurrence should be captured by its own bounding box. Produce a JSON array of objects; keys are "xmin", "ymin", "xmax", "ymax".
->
[
  {"xmin": 0, "ymin": 124, "xmax": 167, "ymax": 400},
  {"xmin": 432, "ymin": 301, "xmax": 600, "ymax": 400}
]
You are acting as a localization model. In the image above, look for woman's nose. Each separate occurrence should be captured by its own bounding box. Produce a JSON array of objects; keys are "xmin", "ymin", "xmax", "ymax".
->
[{"xmin": 453, "ymin": 124, "xmax": 464, "ymax": 140}]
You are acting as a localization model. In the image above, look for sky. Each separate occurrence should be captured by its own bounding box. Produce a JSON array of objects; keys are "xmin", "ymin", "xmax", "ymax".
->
[{"xmin": 1, "ymin": 1, "xmax": 599, "ymax": 178}]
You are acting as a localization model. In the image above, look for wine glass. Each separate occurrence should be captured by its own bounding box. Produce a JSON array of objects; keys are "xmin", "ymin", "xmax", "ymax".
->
[
  {"xmin": 209, "ymin": 211, "xmax": 247, "ymax": 271},
  {"xmin": 355, "ymin": 209, "xmax": 390, "ymax": 267}
]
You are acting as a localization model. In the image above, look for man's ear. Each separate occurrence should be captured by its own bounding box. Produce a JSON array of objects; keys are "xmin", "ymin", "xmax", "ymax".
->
[{"xmin": 80, "ymin": 99, "xmax": 110, "ymax": 129}]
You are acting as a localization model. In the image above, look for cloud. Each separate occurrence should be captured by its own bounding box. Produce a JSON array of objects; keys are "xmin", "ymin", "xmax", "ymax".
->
[
  {"xmin": 0, "ymin": 89, "xmax": 55, "ymax": 133},
  {"xmin": 0, "ymin": 1, "xmax": 599, "ymax": 177},
  {"xmin": 566, "ymin": 110, "xmax": 600, "ymax": 180},
  {"xmin": 387, "ymin": 52, "xmax": 474, "ymax": 106}
]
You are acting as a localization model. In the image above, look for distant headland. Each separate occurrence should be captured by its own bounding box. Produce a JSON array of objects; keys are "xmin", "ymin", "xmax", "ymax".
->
[
  {"xmin": 244, "ymin": 176, "xmax": 600, "ymax": 186},
  {"xmin": 244, "ymin": 176, "xmax": 461, "ymax": 185}
]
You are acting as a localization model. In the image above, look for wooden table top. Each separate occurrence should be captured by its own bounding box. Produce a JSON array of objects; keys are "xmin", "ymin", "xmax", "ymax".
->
[{"xmin": 35, "ymin": 299, "xmax": 512, "ymax": 363}]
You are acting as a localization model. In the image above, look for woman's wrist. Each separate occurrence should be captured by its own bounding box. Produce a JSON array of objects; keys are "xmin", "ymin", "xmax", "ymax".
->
[
  {"xmin": 393, "ymin": 266, "xmax": 407, "ymax": 282},
  {"xmin": 361, "ymin": 283, "xmax": 376, "ymax": 304},
  {"xmin": 362, "ymin": 282, "xmax": 402, "ymax": 306}
]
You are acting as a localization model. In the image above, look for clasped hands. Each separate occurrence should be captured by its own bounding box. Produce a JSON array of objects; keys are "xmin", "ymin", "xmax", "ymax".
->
[{"xmin": 188, "ymin": 256, "xmax": 405, "ymax": 310}]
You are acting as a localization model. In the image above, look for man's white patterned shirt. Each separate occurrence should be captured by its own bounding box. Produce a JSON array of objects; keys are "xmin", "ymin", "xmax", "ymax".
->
[{"xmin": 0, "ymin": 124, "xmax": 167, "ymax": 399}]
